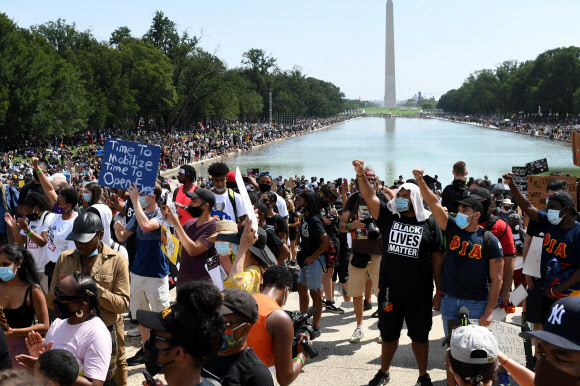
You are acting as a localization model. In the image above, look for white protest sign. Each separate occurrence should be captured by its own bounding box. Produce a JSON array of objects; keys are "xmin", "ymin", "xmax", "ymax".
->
[
  {"xmin": 469, "ymin": 320, "xmax": 528, "ymax": 367},
  {"xmin": 522, "ymin": 236, "xmax": 543, "ymax": 278},
  {"xmin": 235, "ymin": 166, "xmax": 258, "ymax": 231},
  {"xmin": 492, "ymin": 285, "xmax": 528, "ymax": 321}
]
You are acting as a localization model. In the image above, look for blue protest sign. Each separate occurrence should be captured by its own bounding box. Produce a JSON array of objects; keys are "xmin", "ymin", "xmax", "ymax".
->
[{"xmin": 98, "ymin": 138, "xmax": 160, "ymax": 195}]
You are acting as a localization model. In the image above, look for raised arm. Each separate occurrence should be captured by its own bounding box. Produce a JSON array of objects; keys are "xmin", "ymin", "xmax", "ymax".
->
[
  {"xmin": 31, "ymin": 157, "xmax": 57, "ymax": 206},
  {"xmin": 413, "ymin": 169, "xmax": 448, "ymax": 231},
  {"xmin": 503, "ymin": 172, "xmax": 539, "ymax": 223},
  {"xmin": 352, "ymin": 160, "xmax": 380, "ymax": 220}
]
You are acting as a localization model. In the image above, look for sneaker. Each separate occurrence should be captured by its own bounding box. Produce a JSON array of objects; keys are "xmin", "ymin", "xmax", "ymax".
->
[
  {"xmin": 364, "ymin": 300, "xmax": 373, "ymax": 311},
  {"xmin": 368, "ymin": 370, "xmax": 390, "ymax": 386},
  {"xmin": 126, "ymin": 348, "xmax": 145, "ymax": 366},
  {"xmin": 349, "ymin": 327, "xmax": 364, "ymax": 343},
  {"xmin": 127, "ymin": 326, "xmax": 141, "ymax": 337},
  {"xmin": 311, "ymin": 327, "xmax": 321, "ymax": 340},
  {"xmin": 497, "ymin": 372, "xmax": 511, "ymax": 386},
  {"xmin": 371, "ymin": 309, "xmax": 379, "ymax": 318},
  {"xmin": 416, "ymin": 373, "xmax": 433, "ymax": 386},
  {"xmin": 325, "ymin": 300, "xmax": 345, "ymax": 314}
]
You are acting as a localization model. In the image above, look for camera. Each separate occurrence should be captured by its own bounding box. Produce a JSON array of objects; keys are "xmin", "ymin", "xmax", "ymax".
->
[
  {"xmin": 361, "ymin": 215, "xmax": 381, "ymax": 240},
  {"xmin": 286, "ymin": 307, "xmax": 319, "ymax": 359}
]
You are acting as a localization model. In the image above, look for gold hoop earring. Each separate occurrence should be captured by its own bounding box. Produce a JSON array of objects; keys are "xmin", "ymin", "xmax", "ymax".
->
[{"xmin": 75, "ymin": 309, "xmax": 84, "ymax": 318}]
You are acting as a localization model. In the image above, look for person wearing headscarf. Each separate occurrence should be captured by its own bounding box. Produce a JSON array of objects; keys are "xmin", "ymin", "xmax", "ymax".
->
[{"xmin": 352, "ymin": 161, "xmax": 445, "ymax": 386}]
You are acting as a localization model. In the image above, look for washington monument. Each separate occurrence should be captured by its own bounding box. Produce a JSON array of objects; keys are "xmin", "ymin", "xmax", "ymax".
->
[{"xmin": 384, "ymin": 0, "xmax": 396, "ymax": 107}]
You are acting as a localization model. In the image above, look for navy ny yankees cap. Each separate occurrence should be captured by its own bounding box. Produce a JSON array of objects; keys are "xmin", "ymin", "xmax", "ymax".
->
[{"xmin": 520, "ymin": 297, "xmax": 580, "ymax": 351}]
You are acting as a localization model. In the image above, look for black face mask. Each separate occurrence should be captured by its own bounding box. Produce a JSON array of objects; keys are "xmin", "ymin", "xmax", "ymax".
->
[
  {"xmin": 187, "ymin": 205, "xmax": 204, "ymax": 218},
  {"xmin": 53, "ymin": 299, "xmax": 75, "ymax": 320},
  {"xmin": 226, "ymin": 182, "xmax": 237, "ymax": 190},
  {"xmin": 144, "ymin": 337, "xmax": 175, "ymax": 377},
  {"xmin": 259, "ymin": 183, "xmax": 272, "ymax": 193},
  {"xmin": 298, "ymin": 205, "xmax": 307, "ymax": 214},
  {"xmin": 535, "ymin": 355, "xmax": 580, "ymax": 386},
  {"xmin": 26, "ymin": 213, "xmax": 39, "ymax": 222}
]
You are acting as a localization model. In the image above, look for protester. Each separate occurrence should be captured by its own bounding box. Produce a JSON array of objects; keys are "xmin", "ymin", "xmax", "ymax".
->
[
  {"xmin": 81, "ymin": 182, "xmax": 113, "ymax": 246},
  {"xmin": 18, "ymin": 273, "xmax": 112, "ymax": 386},
  {"xmin": 353, "ymin": 160, "xmax": 444, "ymax": 386},
  {"xmin": 287, "ymin": 199, "xmax": 300, "ymax": 265},
  {"xmin": 172, "ymin": 165, "xmax": 198, "ymax": 226},
  {"xmin": 136, "ymin": 281, "xmax": 226, "ymax": 386},
  {"xmin": 247, "ymin": 265, "xmax": 312, "ymax": 385},
  {"xmin": 208, "ymin": 162, "xmax": 247, "ymax": 223},
  {"xmin": 113, "ymin": 182, "xmax": 168, "ymax": 366},
  {"xmin": 441, "ymin": 161, "xmax": 469, "ymax": 215},
  {"xmin": 202, "ymin": 288, "xmax": 274, "ymax": 386},
  {"xmin": 34, "ymin": 349, "xmax": 80, "ymax": 386},
  {"xmin": 0, "ymin": 245, "xmax": 49, "ymax": 368},
  {"xmin": 0, "ymin": 176, "xmax": 18, "ymax": 246},
  {"xmin": 339, "ymin": 166, "xmax": 386, "ymax": 343},
  {"xmin": 47, "ymin": 212, "xmax": 130, "ymax": 385},
  {"xmin": 248, "ymin": 171, "xmax": 289, "ymax": 219},
  {"xmin": 163, "ymin": 188, "xmax": 218, "ymax": 283}
]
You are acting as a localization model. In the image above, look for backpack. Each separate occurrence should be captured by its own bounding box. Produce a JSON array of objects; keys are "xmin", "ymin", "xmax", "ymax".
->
[
  {"xmin": 482, "ymin": 230, "xmax": 494, "ymax": 261},
  {"xmin": 227, "ymin": 188, "xmax": 238, "ymax": 222},
  {"xmin": 484, "ymin": 216, "xmax": 508, "ymax": 240}
]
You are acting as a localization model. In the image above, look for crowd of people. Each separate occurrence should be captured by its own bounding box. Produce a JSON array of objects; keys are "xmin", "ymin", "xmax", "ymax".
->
[
  {"xmin": 438, "ymin": 113, "xmax": 578, "ymax": 142},
  {"xmin": 0, "ymin": 132, "xmax": 578, "ymax": 385}
]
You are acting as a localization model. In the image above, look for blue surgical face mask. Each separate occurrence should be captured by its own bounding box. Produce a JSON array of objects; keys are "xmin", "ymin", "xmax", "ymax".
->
[
  {"xmin": 395, "ymin": 197, "xmax": 409, "ymax": 213},
  {"xmin": 547, "ymin": 209, "xmax": 564, "ymax": 225},
  {"xmin": 231, "ymin": 244, "xmax": 238, "ymax": 256},
  {"xmin": 215, "ymin": 242, "xmax": 231, "ymax": 256},
  {"xmin": 138, "ymin": 196, "xmax": 149, "ymax": 208},
  {"xmin": 455, "ymin": 212, "xmax": 474, "ymax": 229},
  {"xmin": 0, "ymin": 265, "xmax": 17, "ymax": 282},
  {"xmin": 83, "ymin": 193, "xmax": 92, "ymax": 203}
]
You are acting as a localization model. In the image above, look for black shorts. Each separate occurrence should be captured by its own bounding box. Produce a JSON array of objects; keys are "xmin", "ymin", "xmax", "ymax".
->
[
  {"xmin": 526, "ymin": 282, "xmax": 556, "ymax": 324},
  {"xmin": 378, "ymin": 286, "xmax": 432, "ymax": 343}
]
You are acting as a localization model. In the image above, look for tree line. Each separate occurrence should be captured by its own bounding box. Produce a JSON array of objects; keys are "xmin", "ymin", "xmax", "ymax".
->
[
  {"xmin": 437, "ymin": 46, "xmax": 580, "ymax": 116},
  {"xmin": 0, "ymin": 11, "xmax": 346, "ymax": 135}
]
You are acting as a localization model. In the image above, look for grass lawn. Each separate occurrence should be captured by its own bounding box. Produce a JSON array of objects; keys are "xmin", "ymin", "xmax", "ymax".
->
[{"xmin": 362, "ymin": 107, "xmax": 421, "ymax": 115}]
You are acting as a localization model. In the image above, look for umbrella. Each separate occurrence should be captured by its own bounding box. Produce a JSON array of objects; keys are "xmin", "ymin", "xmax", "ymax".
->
[{"xmin": 491, "ymin": 183, "xmax": 509, "ymax": 193}]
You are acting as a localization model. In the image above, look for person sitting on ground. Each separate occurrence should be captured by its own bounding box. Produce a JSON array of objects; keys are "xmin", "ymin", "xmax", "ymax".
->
[
  {"xmin": 247, "ymin": 265, "xmax": 312, "ymax": 386},
  {"xmin": 448, "ymin": 325, "xmax": 499, "ymax": 386},
  {"xmin": 202, "ymin": 288, "xmax": 274, "ymax": 386},
  {"xmin": 136, "ymin": 281, "xmax": 226, "ymax": 386},
  {"xmin": 34, "ymin": 349, "xmax": 79, "ymax": 386}
]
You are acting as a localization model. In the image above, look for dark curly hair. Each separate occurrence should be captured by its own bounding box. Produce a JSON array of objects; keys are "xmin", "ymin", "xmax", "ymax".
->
[
  {"xmin": 21, "ymin": 192, "xmax": 52, "ymax": 213},
  {"xmin": 263, "ymin": 265, "xmax": 293, "ymax": 290},
  {"xmin": 207, "ymin": 162, "xmax": 230, "ymax": 178},
  {"xmin": 38, "ymin": 349, "xmax": 79, "ymax": 386},
  {"xmin": 58, "ymin": 188, "xmax": 79, "ymax": 209},
  {"xmin": 179, "ymin": 165, "xmax": 197, "ymax": 181},
  {"xmin": 174, "ymin": 281, "xmax": 225, "ymax": 367},
  {"xmin": 0, "ymin": 245, "xmax": 40, "ymax": 286},
  {"xmin": 71, "ymin": 272, "xmax": 102, "ymax": 320}
]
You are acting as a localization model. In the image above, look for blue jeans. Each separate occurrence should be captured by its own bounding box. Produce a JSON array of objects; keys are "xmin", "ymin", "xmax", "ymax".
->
[
  {"xmin": 441, "ymin": 294, "xmax": 488, "ymax": 338},
  {"xmin": 298, "ymin": 256, "xmax": 326, "ymax": 290}
]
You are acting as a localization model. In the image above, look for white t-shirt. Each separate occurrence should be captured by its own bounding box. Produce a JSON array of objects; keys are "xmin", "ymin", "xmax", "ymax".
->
[
  {"xmin": 21, "ymin": 212, "xmax": 55, "ymax": 272},
  {"xmin": 46, "ymin": 214, "xmax": 77, "ymax": 264},
  {"xmin": 274, "ymin": 192, "xmax": 289, "ymax": 218},
  {"xmin": 46, "ymin": 317, "xmax": 112, "ymax": 382},
  {"xmin": 211, "ymin": 190, "xmax": 247, "ymax": 221},
  {"xmin": 91, "ymin": 204, "xmax": 112, "ymax": 246}
]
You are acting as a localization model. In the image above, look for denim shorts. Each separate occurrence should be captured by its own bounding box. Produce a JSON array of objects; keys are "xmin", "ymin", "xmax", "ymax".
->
[
  {"xmin": 298, "ymin": 256, "xmax": 326, "ymax": 290},
  {"xmin": 440, "ymin": 294, "xmax": 487, "ymax": 338}
]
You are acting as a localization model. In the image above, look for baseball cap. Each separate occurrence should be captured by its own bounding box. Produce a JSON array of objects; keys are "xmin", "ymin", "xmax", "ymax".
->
[
  {"xmin": 520, "ymin": 297, "xmax": 580, "ymax": 351},
  {"xmin": 226, "ymin": 171, "xmax": 236, "ymax": 182},
  {"xmin": 450, "ymin": 325, "xmax": 498, "ymax": 364},
  {"xmin": 469, "ymin": 187, "xmax": 491, "ymax": 202},
  {"xmin": 219, "ymin": 288, "xmax": 259, "ymax": 324},
  {"xmin": 186, "ymin": 188, "xmax": 216, "ymax": 208},
  {"xmin": 66, "ymin": 212, "xmax": 104, "ymax": 243},
  {"xmin": 207, "ymin": 220, "xmax": 238, "ymax": 243},
  {"xmin": 216, "ymin": 226, "xmax": 277, "ymax": 266},
  {"xmin": 455, "ymin": 196, "xmax": 484, "ymax": 214},
  {"xmin": 548, "ymin": 191, "xmax": 577, "ymax": 214}
]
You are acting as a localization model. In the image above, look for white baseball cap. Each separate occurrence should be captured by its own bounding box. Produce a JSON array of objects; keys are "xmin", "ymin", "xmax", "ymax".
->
[{"xmin": 450, "ymin": 325, "xmax": 498, "ymax": 364}]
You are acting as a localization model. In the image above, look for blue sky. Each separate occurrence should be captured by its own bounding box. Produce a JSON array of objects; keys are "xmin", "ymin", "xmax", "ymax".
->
[{"xmin": 3, "ymin": 0, "xmax": 579, "ymax": 102}]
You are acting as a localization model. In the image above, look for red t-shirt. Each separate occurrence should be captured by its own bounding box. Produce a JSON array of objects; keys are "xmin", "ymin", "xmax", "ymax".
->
[{"xmin": 480, "ymin": 218, "xmax": 515, "ymax": 256}]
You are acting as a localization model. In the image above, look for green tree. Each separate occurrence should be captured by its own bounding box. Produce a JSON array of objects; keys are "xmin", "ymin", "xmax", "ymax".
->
[{"xmin": 109, "ymin": 26, "xmax": 132, "ymax": 46}]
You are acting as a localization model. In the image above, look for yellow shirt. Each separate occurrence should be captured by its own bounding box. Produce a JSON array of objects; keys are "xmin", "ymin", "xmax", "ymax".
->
[{"xmin": 224, "ymin": 265, "xmax": 265, "ymax": 294}]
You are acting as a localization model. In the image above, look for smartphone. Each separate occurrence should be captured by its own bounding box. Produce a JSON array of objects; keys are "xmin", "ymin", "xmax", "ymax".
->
[
  {"xmin": 143, "ymin": 370, "xmax": 155, "ymax": 386},
  {"xmin": 163, "ymin": 193, "xmax": 168, "ymax": 206}
]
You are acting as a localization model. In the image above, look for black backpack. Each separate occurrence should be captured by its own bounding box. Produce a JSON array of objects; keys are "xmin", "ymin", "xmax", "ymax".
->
[{"xmin": 484, "ymin": 216, "xmax": 508, "ymax": 239}]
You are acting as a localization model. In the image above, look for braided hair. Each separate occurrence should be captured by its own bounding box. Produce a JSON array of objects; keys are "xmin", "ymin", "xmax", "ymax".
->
[{"xmin": 71, "ymin": 272, "xmax": 102, "ymax": 320}]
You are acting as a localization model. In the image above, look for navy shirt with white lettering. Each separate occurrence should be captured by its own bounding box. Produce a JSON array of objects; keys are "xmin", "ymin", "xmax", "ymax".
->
[
  {"xmin": 376, "ymin": 201, "xmax": 444, "ymax": 292},
  {"xmin": 440, "ymin": 217, "xmax": 503, "ymax": 301}
]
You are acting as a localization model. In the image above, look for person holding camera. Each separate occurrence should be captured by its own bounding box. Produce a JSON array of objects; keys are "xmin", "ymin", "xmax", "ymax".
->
[
  {"xmin": 247, "ymin": 265, "xmax": 312, "ymax": 386},
  {"xmin": 339, "ymin": 165, "xmax": 389, "ymax": 344},
  {"xmin": 352, "ymin": 160, "xmax": 445, "ymax": 386}
]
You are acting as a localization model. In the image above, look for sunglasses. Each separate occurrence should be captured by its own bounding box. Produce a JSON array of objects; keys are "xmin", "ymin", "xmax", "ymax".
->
[{"xmin": 54, "ymin": 286, "xmax": 83, "ymax": 303}]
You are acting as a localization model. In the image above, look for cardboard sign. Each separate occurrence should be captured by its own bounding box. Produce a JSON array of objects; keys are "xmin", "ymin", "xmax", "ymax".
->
[
  {"xmin": 236, "ymin": 166, "xmax": 258, "ymax": 231},
  {"xmin": 527, "ymin": 175, "xmax": 577, "ymax": 210},
  {"xmin": 284, "ymin": 180, "xmax": 296, "ymax": 189},
  {"xmin": 75, "ymin": 165, "xmax": 84, "ymax": 173},
  {"xmin": 470, "ymin": 320, "xmax": 533, "ymax": 369},
  {"xmin": 512, "ymin": 166, "xmax": 528, "ymax": 195},
  {"xmin": 526, "ymin": 158, "xmax": 549, "ymax": 175},
  {"xmin": 573, "ymin": 131, "xmax": 580, "ymax": 167},
  {"xmin": 98, "ymin": 138, "xmax": 160, "ymax": 196}
]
